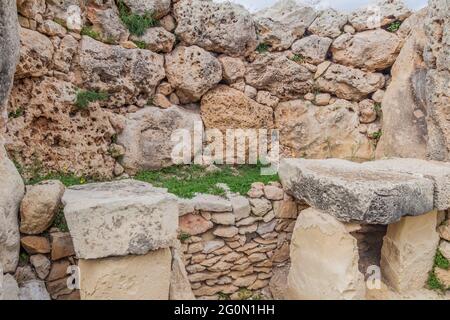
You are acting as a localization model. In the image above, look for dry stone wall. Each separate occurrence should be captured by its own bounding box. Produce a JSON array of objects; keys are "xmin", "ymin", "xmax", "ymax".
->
[{"xmin": 4, "ymin": 0, "xmax": 415, "ymax": 178}]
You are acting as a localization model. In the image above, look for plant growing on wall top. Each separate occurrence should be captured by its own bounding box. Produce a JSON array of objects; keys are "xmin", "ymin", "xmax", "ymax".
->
[{"xmin": 117, "ymin": 0, "xmax": 158, "ymax": 36}]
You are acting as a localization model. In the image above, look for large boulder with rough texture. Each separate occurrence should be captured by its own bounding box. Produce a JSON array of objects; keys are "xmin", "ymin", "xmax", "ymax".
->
[
  {"xmin": 0, "ymin": 149, "xmax": 25, "ymax": 273},
  {"xmin": 275, "ymin": 99, "xmax": 373, "ymax": 161},
  {"xmin": 375, "ymin": 10, "xmax": 430, "ymax": 160},
  {"xmin": 363, "ymin": 158, "xmax": 450, "ymax": 211},
  {"xmin": 201, "ymin": 85, "xmax": 274, "ymax": 131},
  {"xmin": 165, "ymin": 46, "xmax": 222, "ymax": 103},
  {"xmin": 349, "ymin": 0, "xmax": 411, "ymax": 31},
  {"xmin": 121, "ymin": 0, "xmax": 171, "ymax": 19},
  {"xmin": 0, "ymin": 0, "xmax": 20, "ymax": 134},
  {"xmin": 287, "ymin": 208, "xmax": 365, "ymax": 300},
  {"xmin": 421, "ymin": 0, "xmax": 450, "ymax": 161},
  {"xmin": 291, "ymin": 35, "xmax": 332, "ymax": 64},
  {"xmin": 17, "ymin": 0, "xmax": 46, "ymax": 19},
  {"xmin": 15, "ymin": 27, "xmax": 53, "ymax": 79},
  {"xmin": 20, "ymin": 180, "xmax": 65, "ymax": 235},
  {"xmin": 62, "ymin": 180, "xmax": 178, "ymax": 259},
  {"xmin": 118, "ymin": 106, "xmax": 201, "ymax": 173},
  {"xmin": 130, "ymin": 27, "xmax": 175, "ymax": 53},
  {"xmin": 279, "ymin": 158, "xmax": 434, "ymax": 224},
  {"xmin": 78, "ymin": 36, "xmax": 165, "ymax": 106},
  {"xmin": 253, "ymin": 0, "xmax": 317, "ymax": 51},
  {"xmin": 331, "ymin": 29, "xmax": 401, "ymax": 72},
  {"xmin": 381, "ymin": 210, "xmax": 439, "ymax": 292},
  {"xmin": 0, "ymin": 273, "xmax": 19, "ymax": 300},
  {"xmin": 308, "ymin": 8, "xmax": 347, "ymax": 38},
  {"xmin": 315, "ymin": 63, "xmax": 385, "ymax": 101},
  {"xmin": 245, "ymin": 53, "xmax": 313, "ymax": 101},
  {"xmin": 86, "ymin": 4, "xmax": 129, "ymax": 44},
  {"xmin": 5, "ymin": 77, "xmax": 118, "ymax": 178},
  {"xmin": 78, "ymin": 249, "xmax": 172, "ymax": 300},
  {"xmin": 174, "ymin": 0, "xmax": 257, "ymax": 57}
]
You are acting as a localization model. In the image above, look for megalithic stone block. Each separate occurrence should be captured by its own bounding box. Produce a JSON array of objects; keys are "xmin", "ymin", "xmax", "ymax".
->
[
  {"xmin": 62, "ymin": 180, "xmax": 179, "ymax": 259},
  {"xmin": 380, "ymin": 210, "xmax": 440, "ymax": 292},
  {"xmin": 287, "ymin": 208, "xmax": 366, "ymax": 300},
  {"xmin": 279, "ymin": 158, "xmax": 434, "ymax": 224}
]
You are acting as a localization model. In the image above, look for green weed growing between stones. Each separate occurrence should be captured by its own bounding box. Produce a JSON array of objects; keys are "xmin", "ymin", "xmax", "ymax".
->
[{"xmin": 117, "ymin": 0, "xmax": 157, "ymax": 36}]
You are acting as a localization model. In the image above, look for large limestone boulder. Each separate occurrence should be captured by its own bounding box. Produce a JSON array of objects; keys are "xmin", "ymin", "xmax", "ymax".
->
[
  {"xmin": 308, "ymin": 8, "xmax": 347, "ymax": 39},
  {"xmin": 5, "ymin": 77, "xmax": 118, "ymax": 178},
  {"xmin": 348, "ymin": 0, "xmax": 411, "ymax": 32},
  {"xmin": 375, "ymin": 10, "xmax": 429, "ymax": 159},
  {"xmin": 62, "ymin": 180, "xmax": 179, "ymax": 259},
  {"xmin": 173, "ymin": 0, "xmax": 257, "ymax": 57},
  {"xmin": 315, "ymin": 63, "xmax": 385, "ymax": 101},
  {"xmin": 20, "ymin": 180, "xmax": 65, "ymax": 235},
  {"xmin": 121, "ymin": 0, "xmax": 171, "ymax": 19},
  {"xmin": 279, "ymin": 158, "xmax": 434, "ymax": 224},
  {"xmin": 274, "ymin": 99, "xmax": 373, "ymax": 161},
  {"xmin": 79, "ymin": 249, "xmax": 172, "ymax": 300},
  {"xmin": 245, "ymin": 52, "xmax": 313, "ymax": 101},
  {"xmin": 253, "ymin": 0, "xmax": 317, "ymax": 51},
  {"xmin": 331, "ymin": 29, "xmax": 401, "ymax": 72},
  {"xmin": 0, "ymin": 270, "xmax": 19, "ymax": 300},
  {"xmin": 78, "ymin": 36, "xmax": 165, "ymax": 106},
  {"xmin": 165, "ymin": 45, "xmax": 222, "ymax": 103},
  {"xmin": 201, "ymin": 85, "xmax": 274, "ymax": 131},
  {"xmin": 15, "ymin": 27, "xmax": 53, "ymax": 79},
  {"xmin": 381, "ymin": 210, "xmax": 440, "ymax": 292},
  {"xmin": 422, "ymin": 0, "xmax": 450, "ymax": 161},
  {"xmin": 0, "ymin": 0, "xmax": 20, "ymax": 134},
  {"xmin": 85, "ymin": 3, "xmax": 130, "ymax": 44},
  {"xmin": 291, "ymin": 35, "xmax": 332, "ymax": 64},
  {"xmin": 0, "ymin": 149, "xmax": 25, "ymax": 273},
  {"xmin": 363, "ymin": 158, "xmax": 450, "ymax": 211},
  {"xmin": 287, "ymin": 208, "xmax": 365, "ymax": 300},
  {"xmin": 117, "ymin": 106, "xmax": 201, "ymax": 173}
]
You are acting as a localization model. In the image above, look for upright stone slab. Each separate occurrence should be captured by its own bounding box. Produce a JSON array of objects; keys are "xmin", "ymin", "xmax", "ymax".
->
[
  {"xmin": 79, "ymin": 249, "xmax": 172, "ymax": 300},
  {"xmin": 279, "ymin": 158, "xmax": 434, "ymax": 224},
  {"xmin": 62, "ymin": 180, "xmax": 178, "ymax": 259},
  {"xmin": 380, "ymin": 210, "xmax": 440, "ymax": 292},
  {"xmin": 287, "ymin": 208, "xmax": 365, "ymax": 300}
]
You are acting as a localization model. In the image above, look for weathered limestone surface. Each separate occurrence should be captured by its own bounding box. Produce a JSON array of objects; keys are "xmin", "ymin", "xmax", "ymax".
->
[
  {"xmin": 279, "ymin": 158, "xmax": 434, "ymax": 224},
  {"xmin": 118, "ymin": 106, "xmax": 201, "ymax": 173},
  {"xmin": 0, "ymin": 148, "xmax": 25, "ymax": 273},
  {"xmin": 381, "ymin": 210, "xmax": 440, "ymax": 292},
  {"xmin": 79, "ymin": 249, "xmax": 172, "ymax": 300},
  {"xmin": 363, "ymin": 158, "xmax": 450, "ymax": 211},
  {"xmin": 173, "ymin": 0, "xmax": 257, "ymax": 57},
  {"xmin": 287, "ymin": 208, "xmax": 365, "ymax": 300},
  {"xmin": 170, "ymin": 246, "xmax": 196, "ymax": 300},
  {"xmin": 62, "ymin": 180, "xmax": 178, "ymax": 259},
  {"xmin": 0, "ymin": 0, "xmax": 20, "ymax": 135}
]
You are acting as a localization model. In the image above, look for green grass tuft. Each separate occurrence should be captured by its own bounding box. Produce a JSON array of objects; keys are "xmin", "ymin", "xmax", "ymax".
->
[
  {"xmin": 53, "ymin": 207, "xmax": 69, "ymax": 232},
  {"xmin": 435, "ymin": 249, "xmax": 450, "ymax": 270},
  {"xmin": 75, "ymin": 90, "xmax": 108, "ymax": 109},
  {"xmin": 290, "ymin": 54, "xmax": 305, "ymax": 63},
  {"xmin": 133, "ymin": 40, "xmax": 147, "ymax": 49},
  {"xmin": 178, "ymin": 232, "xmax": 191, "ymax": 243},
  {"xmin": 27, "ymin": 172, "xmax": 92, "ymax": 187},
  {"xmin": 134, "ymin": 164, "xmax": 279, "ymax": 199},
  {"xmin": 8, "ymin": 107, "xmax": 24, "ymax": 119},
  {"xmin": 81, "ymin": 26, "xmax": 101, "ymax": 40},
  {"xmin": 386, "ymin": 21, "xmax": 401, "ymax": 32},
  {"xmin": 256, "ymin": 43, "xmax": 269, "ymax": 53},
  {"xmin": 117, "ymin": 0, "xmax": 157, "ymax": 36},
  {"xmin": 369, "ymin": 129, "xmax": 382, "ymax": 141},
  {"xmin": 427, "ymin": 270, "xmax": 445, "ymax": 291}
]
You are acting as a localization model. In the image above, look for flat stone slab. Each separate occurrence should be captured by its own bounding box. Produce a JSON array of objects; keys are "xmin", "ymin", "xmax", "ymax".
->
[
  {"xmin": 363, "ymin": 158, "xmax": 450, "ymax": 211},
  {"xmin": 62, "ymin": 180, "xmax": 179, "ymax": 259},
  {"xmin": 279, "ymin": 158, "xmax": 434, "ymax": 224}
]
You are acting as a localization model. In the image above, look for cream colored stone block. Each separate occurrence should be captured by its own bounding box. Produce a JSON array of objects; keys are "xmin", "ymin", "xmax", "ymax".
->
[
  {"xmin": 287, "ymin": 208, "xmax": 365, "ymax": 300},
  {"xmin": 381, "ymin": 210, "xmax": 440, "ymax": 292},
  {"xmin": 79, "ymin": 249, "xmax": 172, "ymax": 300}
]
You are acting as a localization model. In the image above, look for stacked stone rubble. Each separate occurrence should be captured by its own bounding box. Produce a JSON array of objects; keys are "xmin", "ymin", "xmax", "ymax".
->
[
  {"xmin": 179, "ymin": 182, "xmax": 301, "ymax": 300},
  {"xmin": 5, "ymin": 0, "xmax": 416, "ymax": 177}
]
